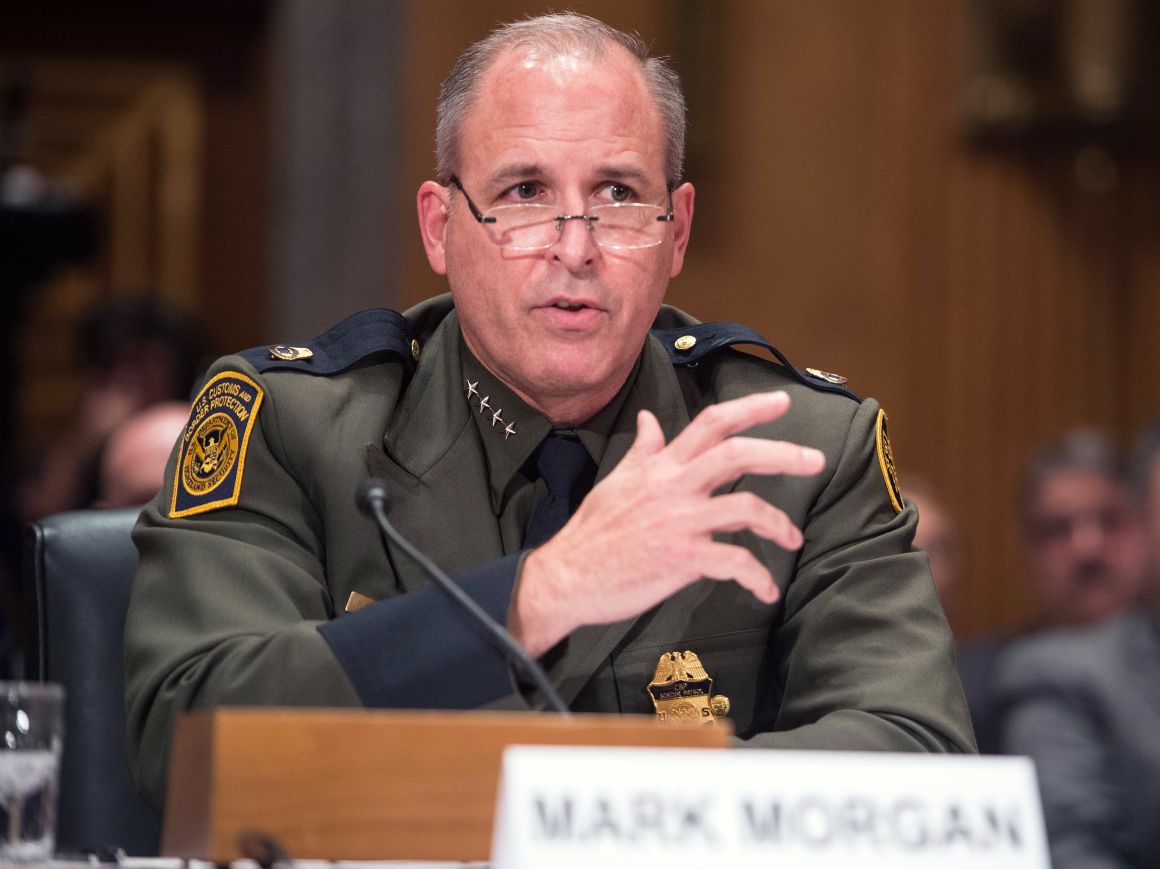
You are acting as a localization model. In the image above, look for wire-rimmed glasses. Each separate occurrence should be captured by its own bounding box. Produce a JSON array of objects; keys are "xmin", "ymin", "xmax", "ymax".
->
[{"xmin": 449, "ymin": 177, "xmax": 674, "ymax": 251}]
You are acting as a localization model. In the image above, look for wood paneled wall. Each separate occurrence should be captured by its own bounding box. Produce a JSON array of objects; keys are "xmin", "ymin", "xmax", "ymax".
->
[
  {"xmin": 12, "ymin": 2, "xmax": 1157, "ymax": 639},
  {"xmin": 396, "ymin": 1, "xmax": 1160, "ymax": 638}
]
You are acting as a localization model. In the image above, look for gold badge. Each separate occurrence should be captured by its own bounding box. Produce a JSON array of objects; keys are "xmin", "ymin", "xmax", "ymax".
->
[
  {"xmin": 647, "ymin": 651, "xmax": 730, "ymax": 725},
  {"xmin": 170, "ymin": 372, "xmax": 264, "ymax": 518},
  {"xmin": 875, "ymin": 408, "xmax": 904, "ymax": 514},
  {"xmin": 268, "ymin": 344, "xmax": 313, "ymax": 361}
]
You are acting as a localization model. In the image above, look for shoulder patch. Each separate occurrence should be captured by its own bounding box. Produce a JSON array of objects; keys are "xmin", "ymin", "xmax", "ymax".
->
[
  {"xmin": 651, "ymin": 321, "xmax": 861, "ymax": 401},
  {"xmin": 170, "ymin": 371, "xmax": 264, "ymax": 518},
  {"xmin": 237, "ymin": 308, "xmax": 415, "ymax": 378},
  {"xmin": 875, "ymin": 409, "xmax": 904, "ymax": 514}
]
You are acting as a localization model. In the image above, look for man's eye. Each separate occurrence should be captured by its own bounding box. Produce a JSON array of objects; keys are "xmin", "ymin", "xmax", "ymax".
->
[
  {"xmin": 509, "ymin": 182, "xmax": 540, "ymax": 200},
  {"xmin": 609, "ymin": 183, "xmax": 633, "ymax": 202}
]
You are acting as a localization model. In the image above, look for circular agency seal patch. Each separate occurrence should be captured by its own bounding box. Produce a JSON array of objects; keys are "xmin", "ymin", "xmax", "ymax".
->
[{"xmin": 182, "ymin": 412, "xmax": 240, "ymax": 496}]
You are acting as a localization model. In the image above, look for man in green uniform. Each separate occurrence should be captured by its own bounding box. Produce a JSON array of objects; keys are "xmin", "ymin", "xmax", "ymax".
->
[{"xmin": 125, "ymin": 13, "xmax": 974, "ymax": 810}]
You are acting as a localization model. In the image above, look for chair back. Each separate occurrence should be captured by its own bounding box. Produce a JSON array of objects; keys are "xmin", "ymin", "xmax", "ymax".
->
[{"xmin": 23, "ymin": 508, "xmax": 161, "ymax": 856}]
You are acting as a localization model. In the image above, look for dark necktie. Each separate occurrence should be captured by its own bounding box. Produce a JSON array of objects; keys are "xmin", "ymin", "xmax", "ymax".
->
[{"xmin": 523, "ymin": 434, "xmax": 596, "ymax": 547}]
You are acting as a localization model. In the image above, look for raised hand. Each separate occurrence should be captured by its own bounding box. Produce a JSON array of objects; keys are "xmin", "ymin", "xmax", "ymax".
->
[{"xmin": 511, "ymin": 390, "xmax": 826, "ymax": 655}]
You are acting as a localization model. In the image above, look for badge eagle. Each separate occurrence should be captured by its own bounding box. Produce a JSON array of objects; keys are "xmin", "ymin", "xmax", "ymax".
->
[{"xmin": 647, "ymin": 651, "xmax": 730, "ymax": 725}]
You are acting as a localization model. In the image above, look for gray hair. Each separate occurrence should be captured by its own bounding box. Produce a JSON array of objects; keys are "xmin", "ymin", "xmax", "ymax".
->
[
  {"xmin": 1020, "ymin": 427, "xmax": 1130, "ymax": 523},
  {"xmin": 435, "ymin": 12, "xmax": 686, "ymax": 187}
]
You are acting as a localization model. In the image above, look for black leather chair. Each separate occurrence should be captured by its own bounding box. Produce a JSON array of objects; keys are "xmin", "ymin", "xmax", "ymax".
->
[{"xmin": 23, "ymin": 508, "xmax": 161, "ymax": 856}]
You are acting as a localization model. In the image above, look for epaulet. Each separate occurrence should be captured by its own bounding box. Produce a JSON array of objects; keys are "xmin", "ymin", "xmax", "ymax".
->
[
  {"xmin": 651, "ymin": 321, "xmax": 861, "ymax": 401},
  {"xmin": 237, "ymin": 308, "xmax": 418, "ymax": 377}
]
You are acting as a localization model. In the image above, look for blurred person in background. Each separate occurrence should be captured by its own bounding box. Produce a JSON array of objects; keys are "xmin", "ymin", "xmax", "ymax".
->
[
  {"xmin": 0, "ymin": 298, "xmax": 205, "ymax": 677},
  {"xmin": 907, "ymin": 478, "xmax": 1007, "ymax": 751},
  {"xmin": 16, "ymin": 298, "xmax": 206, "ymax": 521},
  {"xmin": 1018, "ymin": 428, "xmax": 1147, "ymax": 628},
  {"xmin": 93, "ymin": 401, "xmax": 191, "ymax": 510},
  {"xmin": 907, "ymin": 476, "xmax": 963, "ymax": 610},
  {"xmin": 995, "ymin": 424, "xmax": 1160, "ymax": 868},
  {"xmin": 960, "ymin": 428, "xmax": 1146, "ymax": 755}
]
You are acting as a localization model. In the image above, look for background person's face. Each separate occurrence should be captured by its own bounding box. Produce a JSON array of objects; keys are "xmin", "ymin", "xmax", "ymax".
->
[
  {"xmin": 1025, "ymin": 468, "xmax": 1147, "ymax": 626},
  {"xmin": 424, "ymin": 46, "xmax": 692, "ymax": 423}
]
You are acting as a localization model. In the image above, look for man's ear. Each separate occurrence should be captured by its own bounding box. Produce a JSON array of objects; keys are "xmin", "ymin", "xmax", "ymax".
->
[
  {"xmin": 668, "ymin": 182, "xmax": 695, "ymax": 278},
  {"xmin": 417, "ymin": 181, "xmax": 451, "ymax": 275}
]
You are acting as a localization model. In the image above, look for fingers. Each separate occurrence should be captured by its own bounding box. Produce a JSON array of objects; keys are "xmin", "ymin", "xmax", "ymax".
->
[
  {"xmin": 697, "ymin": 541, "xmax": 781, "ymax": 604},
  {"xmin": 667, "ymin": 391, "xmax": 791, "ymax": 462},
  {"xmin": 623, "ymin": 409, "xmax": 666, "ymax": 462},
  {"xmin": 686, "ymin": 436, "xmax": 825, "ymax": 493},
  {"xmin": 701, "ymin": 491, "xmax": 804, "ymax": 550}
]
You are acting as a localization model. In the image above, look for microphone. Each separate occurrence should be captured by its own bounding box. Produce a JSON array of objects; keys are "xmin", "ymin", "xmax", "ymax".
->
[{"xmin": 356, "ymin": 478, "xmax": 569, "ymax": 714}]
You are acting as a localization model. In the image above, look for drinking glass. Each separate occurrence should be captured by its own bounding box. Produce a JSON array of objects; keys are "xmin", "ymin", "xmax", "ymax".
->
[{"xmin": 0, "ymin": 682, "xmax": 64, "ymax": 862}]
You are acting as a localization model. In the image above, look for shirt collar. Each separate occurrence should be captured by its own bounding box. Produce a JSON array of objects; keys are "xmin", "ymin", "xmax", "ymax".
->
[{"xmin": 460, "ymin": 336, "xmax": 642, "ymax": 513}]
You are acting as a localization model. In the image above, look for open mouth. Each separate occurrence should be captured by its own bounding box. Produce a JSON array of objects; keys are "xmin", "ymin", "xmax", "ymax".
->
[{"xmin": 538, "ymin": 297, "xmax": 603, "ymax": 328}]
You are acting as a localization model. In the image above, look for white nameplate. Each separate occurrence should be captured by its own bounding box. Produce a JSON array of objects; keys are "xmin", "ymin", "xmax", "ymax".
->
[{"xmin": 491, "ymin": 746, "xmax": 1049, "ymax": 869}]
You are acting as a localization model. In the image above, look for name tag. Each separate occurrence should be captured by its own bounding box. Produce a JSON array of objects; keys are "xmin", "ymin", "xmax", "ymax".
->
[{"xmin": 491, "ymin": 747, "xmax": 1049, "ymax": 869}]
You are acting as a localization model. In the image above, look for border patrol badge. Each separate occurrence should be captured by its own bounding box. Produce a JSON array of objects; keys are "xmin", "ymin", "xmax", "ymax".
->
[
  {"xmin": 647, "ymin": 651, "xmax": 730, "ymax": 725},
  {"xmin": 875, "ymin": 408, "xmax": 904, "ymax": 514},
  {"xmin": 170, "ymin": 371, "xmax": 264, "ymax": 518}
]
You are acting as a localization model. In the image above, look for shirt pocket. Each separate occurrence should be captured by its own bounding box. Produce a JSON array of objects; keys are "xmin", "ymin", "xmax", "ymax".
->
[{"xmin": 611, "ymin": 626, "xmax": 777, "ymax": 734}]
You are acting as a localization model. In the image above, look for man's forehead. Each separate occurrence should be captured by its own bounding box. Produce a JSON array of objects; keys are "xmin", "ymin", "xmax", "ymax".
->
[
  {"xmin": 459, "ymin": 45, "xmax": 663, "ymax": 168},
  {"xmin": 1033, "ymin": 469, "xmax": 1126, "ymax": 512},
  {"xmin": 477, "ymin": 45, "xmax": 649, "ymax": 109}
]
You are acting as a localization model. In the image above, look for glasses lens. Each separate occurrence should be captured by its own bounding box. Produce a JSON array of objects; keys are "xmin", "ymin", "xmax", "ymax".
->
[
  {"xmin": 588, "ymin": 204, "xmax": 667, "ymax": 249},
  {"xmin": 476, "ymin": 202, "xmax": 670, "ymax": 250},
  {"xmin": 483, "ymin": 204, "xmax": 559, "ymax": 250}
]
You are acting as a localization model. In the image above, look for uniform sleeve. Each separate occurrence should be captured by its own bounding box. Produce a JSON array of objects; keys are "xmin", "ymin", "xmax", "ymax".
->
[
  {"xmin": 998, "ymin": 636, "xmax": 1129, "ymax": 869},
  {"xmin": 741, "ymin": 398, "xmax": 976, "ymax": 754},
  {"xmin": 317, "ymin": 556, "xmax": 522, "ymax": 707},
  {"xmin": 123, "ymin": 361, "xmax": 521, "ymax": 811}
]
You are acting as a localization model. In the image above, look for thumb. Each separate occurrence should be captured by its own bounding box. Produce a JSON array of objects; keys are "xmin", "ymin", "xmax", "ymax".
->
[{"xmin": 624, "ymin": 409, "xmax": 666, "ymax": 461}]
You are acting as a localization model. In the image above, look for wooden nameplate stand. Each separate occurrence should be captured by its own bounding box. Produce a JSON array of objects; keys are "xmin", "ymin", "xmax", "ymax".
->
[{"xmin": 162, "ymin": 708, "xmax": 729, "ymax": 862}]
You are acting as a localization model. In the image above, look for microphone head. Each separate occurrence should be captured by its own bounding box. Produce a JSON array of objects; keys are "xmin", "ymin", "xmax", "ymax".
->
[{"xmin": 356, "ymin": 478, "xmax": 390, "ymax": 516}]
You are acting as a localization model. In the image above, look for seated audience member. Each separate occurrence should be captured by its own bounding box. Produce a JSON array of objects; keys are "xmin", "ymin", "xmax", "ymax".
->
[
  {"xmin": 960, "ymin": 428, "xmax": 1146, "ymax": 754},
  {"xmin": 17, "ymin": 299, "xmax": 206, "ymax": 521},
  {"xmin": 124, "ymin": 12, "xmax": 974, "ymax": 812},
  {"xmin": 1, "ymin": 302, "xmax": 203, "ymax": 677},
  {"xmin": 996, "ymin": 424, "xmax": 1160, "ymax": 868},
  {"xmin": 1018, "ymin": 429, "xmax": 1147, "ymax": 627},
  {"xmin": 1135, "ymin": 421, "xmax": 1160, "ymax": 611},
  {"xmin": 94, "ymin": 402, "xmax": 191, "ymax": 509},
  {"xmin": 907, "ymin": 476, "xmax": 963, "ymax": 610}
]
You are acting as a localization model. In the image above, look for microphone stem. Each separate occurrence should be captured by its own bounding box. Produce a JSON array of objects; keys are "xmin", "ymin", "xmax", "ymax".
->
[{"xmin": 370, "ymin": 499, "xmax": 570, "ymax": 715}]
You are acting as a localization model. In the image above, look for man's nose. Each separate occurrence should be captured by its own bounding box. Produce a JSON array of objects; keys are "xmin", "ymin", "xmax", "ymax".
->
[
  {"xmin": 549, "ymin": 214, "xmax": 599, "ymax": 269},
  {"xmin": 1069, "ymin": 516, "xmax": 1107, "ymax": 557}
]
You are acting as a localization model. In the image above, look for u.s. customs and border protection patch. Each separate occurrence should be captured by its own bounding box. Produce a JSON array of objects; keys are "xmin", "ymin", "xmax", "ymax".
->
[
  {"xmin": 170, "ymin": 371, "xmax": 264, "ymax": 518},
  {"xmin": 875, "ymin": 408, "xmax": 904, "ymax": 514},
  {"xmin": 647, "ymin": 651, "xmax": 731, "ymax": 725}
]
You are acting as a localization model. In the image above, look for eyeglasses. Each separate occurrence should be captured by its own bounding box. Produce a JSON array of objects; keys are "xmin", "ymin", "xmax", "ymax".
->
[{"xmin": 449, "ymin": 177, "xmax": 675, "ymax": 251}]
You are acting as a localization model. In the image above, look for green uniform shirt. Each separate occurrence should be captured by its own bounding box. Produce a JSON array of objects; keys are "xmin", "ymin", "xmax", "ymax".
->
[{"xmin": 124, "ymin": 295, "xmax": 976, "ymax": 810}]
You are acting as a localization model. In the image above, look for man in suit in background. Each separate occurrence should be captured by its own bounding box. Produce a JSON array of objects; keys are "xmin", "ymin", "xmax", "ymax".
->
[
  {"xmin": 125, "ymin": 12, "xmax": 973, "ymax": 810},
  {"xmin": 959, "ymin": 428, "xmax": 1147, "ymax": 753},
  {"xmin": 997, "ymin": 425, "xmax": 1160, "ymax": 867}
]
